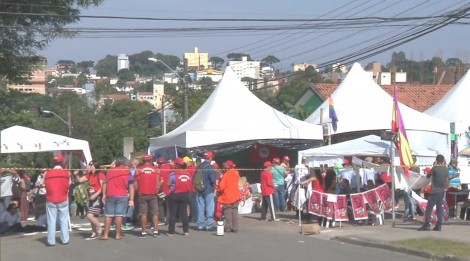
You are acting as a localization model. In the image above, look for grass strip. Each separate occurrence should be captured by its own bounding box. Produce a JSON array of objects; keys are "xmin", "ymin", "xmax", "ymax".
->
[{"xmin": 392, "ymin": 237, "xmax": 470, "ymax": 260}]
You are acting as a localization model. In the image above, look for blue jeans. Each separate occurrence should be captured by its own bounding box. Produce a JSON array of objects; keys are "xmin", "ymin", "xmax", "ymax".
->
[
  {"xmin": 188, "ymin": 192, "xmax": 198, "ymax": 222},
  {"xmin": 424, "ymin": 191, "xmax": 445, "ymax": 226},
  {"xmin": 46, "ymin": 201, "xmax": 69, "ymax": 245},
  {"xmin": 197, "ymin": 192, "xmax": 215, "ymax": 229},
  {"xmin": 403, "ymin": 190, "xmax": 415, "ymax": 219},
  {"xmin": 0, "ymin": 196, "xmax": 12, "ymax": 214},
  {"xmin": 273, "ymin": 185, "xmax": 286, "ymax": 212}
]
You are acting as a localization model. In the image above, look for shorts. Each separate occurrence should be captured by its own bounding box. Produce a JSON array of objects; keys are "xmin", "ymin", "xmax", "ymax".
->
[
  {"xmin": 104, "ymin": 196, "xmax": 128, "ymax": 217},
  {"xmin": 88, "ymin": 196, "xmax": 103, "ymax": 216},
  {"xmin": 138, "ymin": 195, "xmax": 159, "ymax": 216}
]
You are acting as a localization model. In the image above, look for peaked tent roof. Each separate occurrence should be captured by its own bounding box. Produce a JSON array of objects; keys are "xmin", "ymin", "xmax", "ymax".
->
[
  {"xmin": 0, "ymin": 125, "xmax": 92, "ymax": 164},
  {"xmin": 424, "ymin": 68, "xmax": 470, "ymax": 122},
  {"xmin": 304, "ymin": 63, "xmax": 449, "ymax": 135},
  {"xmin": 149, "ymin": 67, "xmax": 323, "ymax": 151}
]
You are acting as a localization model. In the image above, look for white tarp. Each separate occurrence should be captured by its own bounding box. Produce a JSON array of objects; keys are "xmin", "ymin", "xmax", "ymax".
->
[
  {"xmin": 149, "ymin": 67, "xmax": 323, "ymax": 151},
  {"xmin": 0, "ymin": 125, "xmax": 92, "ymax": 164},
  {"xmin": 304, "ymin": 62, "xmax": 450, "ymax": 158},
  {"xmin": 298, "ymin": 135, "xmax": 437, "ymax": 167}
]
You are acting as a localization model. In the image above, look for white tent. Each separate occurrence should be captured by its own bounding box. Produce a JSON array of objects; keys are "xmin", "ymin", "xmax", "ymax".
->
[
  {"xmin": 304, "ymin": 62, "xmax": 450, "ymax": 158},
  {"xmin": 149, "ymin": 67, "xmax": 323, "ymax": 151},
  {"xmin": 298, "ymin": 134, "xmax": 437, "ymax": 167},
  {"xmin": 0, "ymin": 125, "xmax": 92, "ymax": 164},
  {"xmin": 425, "ymin": 69, "xmax": 470, "ymax": 153}
]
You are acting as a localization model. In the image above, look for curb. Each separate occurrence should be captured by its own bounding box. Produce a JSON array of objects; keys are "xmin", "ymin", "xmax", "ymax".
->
[{"xmin": 332, "ymin": 236, "xmax": 469, "ymax": 261}]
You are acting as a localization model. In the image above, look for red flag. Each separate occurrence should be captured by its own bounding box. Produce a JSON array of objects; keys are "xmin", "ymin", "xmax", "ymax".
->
[{"xmin": 391, "ymin": 85, "xmax": 413, "ymax": 178}]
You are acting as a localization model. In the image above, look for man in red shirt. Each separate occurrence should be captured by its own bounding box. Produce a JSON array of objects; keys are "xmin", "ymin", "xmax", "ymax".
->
[
  {"xmin": 260, "ymin": 161, "xmax": 279, "ymax": 222},
  {"xmin": 167, "ymin": 158, "xmax": 192, "ymax": 236},
  {"xmin": 101, "ymin": 157, "xmax": 135, "ymax": 240},
  {"xmin": 44, "ymin": 154, "xmax": 71, "ymax": 246},
  {"xmin": 134, "ymin": 154, "xmax": 160, "ymax": 237},
  {"xmin": 157, "ymin": 157, "xmax": 171, "ymax": 225}
]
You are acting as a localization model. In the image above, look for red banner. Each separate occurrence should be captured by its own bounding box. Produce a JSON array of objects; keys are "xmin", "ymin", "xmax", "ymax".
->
[
  {"xmin": 375, "ymin": 184, "xmax": 393, "ymax": 211},
  {"xmin": 308, "ymin": 190, "xmax": 322, "ymax": 216},
  {"xmin": 334, "ymin": 195, "xmax": 349, "ymax": 221},
  {"xmin": 322, "ymin": 193, "xmax": 335, "ymax": 219},
  {"xmin": 364, "ymin": 189, "xmax": 381, "ymax": 214},
  {"xmin": 350, "ymin": 193, "xmax": 368, "ymax": 220}
]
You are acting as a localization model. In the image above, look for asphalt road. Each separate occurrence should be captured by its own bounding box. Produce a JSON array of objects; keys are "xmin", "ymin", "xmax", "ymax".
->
[{"xmin": 0, "ymin": 214, "xmax": 427, "ymax": 261}]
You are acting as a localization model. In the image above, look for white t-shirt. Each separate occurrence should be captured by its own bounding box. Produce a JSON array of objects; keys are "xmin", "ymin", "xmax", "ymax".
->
[
  {"xmin": 294, "ymin": 164, "xmax": 309, "ymax": 184},
  {"xmin": 0, "ymin": 172, "xmax": 13, "ymax": 197}
]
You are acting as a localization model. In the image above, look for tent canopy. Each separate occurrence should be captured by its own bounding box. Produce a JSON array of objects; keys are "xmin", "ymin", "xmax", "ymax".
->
[
  {"xmin": 0, "ymin": 125, "xmax": 92, "ymax": 164},
  {"xmin": 298, "ymin": 134, "xmax": 437, "ymax": 167},
  {"xmin": 305, "ymin": 63, "xmax": 449, "ymax": 134},
  {"xmin": 425, "ymin": 68, "xmax": 470, "ymax": 123},
  {"xmin": 149, "ymin": 67, "xmax": 323, "ymax": 152}
]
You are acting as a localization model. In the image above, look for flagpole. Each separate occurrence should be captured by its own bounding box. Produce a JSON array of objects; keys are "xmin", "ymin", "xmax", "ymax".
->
[{"xmin": 390, "ymin": 134, "xmax": 396, "ymax": 228}]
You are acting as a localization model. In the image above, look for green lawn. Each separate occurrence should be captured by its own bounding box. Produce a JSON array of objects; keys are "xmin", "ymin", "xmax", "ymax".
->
[{"xmin": 392, "ymin": 238, "xmax": 470, "ymax": 260}]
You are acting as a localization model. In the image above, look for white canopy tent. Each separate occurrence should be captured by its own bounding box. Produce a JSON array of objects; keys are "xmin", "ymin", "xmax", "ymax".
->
[
  {"xmin": 425, "ymin": 69, "xmax": 470, "ymax": 154},
  {"xmin": 0, "ymin": 125, "xmax": 92, "ymax": 165},
  {"xmin": 298, "ymin": 134, "xmax": 437, "ymax": 167},
  {"xmin": 149, "ymin": 67, "xmax": 323, "ymax": 153},
  {"xmin": 304, "ymin": 62, "xmax": 450, "ymax": 159}
]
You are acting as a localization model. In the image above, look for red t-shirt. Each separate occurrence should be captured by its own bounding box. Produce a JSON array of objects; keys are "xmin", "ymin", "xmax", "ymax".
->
[
  {"xmin": 135, "ymin": 163, "xmax": 159, "ymax": 195},
  {"xmin": 260, "ymin": 170, "xmax": 274, "ymax": 196},
  {"xmin": 173, "ymin": 169, "xmax": 192, "ymax": 193},
  {"xmin": 86, "ymin": 171, "xmax": 105, "ymax": 193},
  {"xmin": 105, "ymin": 166, "xmax": 133, "ymax": 197},
  {"xmin": 312, "ymin": 179, "xmax": 325, "ymax": 192},
  {"xmin": 186, "ymin": 164, "xmax": 197, "ymax": 192},
  {"xmin": 159, "ymin": 163, "xmax": 172, "ymax": 195},
  {"xmin": 45, "ymin": 167, "xmax": 70, "ymax": 203}
]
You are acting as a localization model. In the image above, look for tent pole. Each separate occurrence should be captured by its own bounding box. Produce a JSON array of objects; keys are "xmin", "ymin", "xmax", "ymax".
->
[{"xmin": 390, "ymin": 137, "xmax": 396, "ymax": 228}]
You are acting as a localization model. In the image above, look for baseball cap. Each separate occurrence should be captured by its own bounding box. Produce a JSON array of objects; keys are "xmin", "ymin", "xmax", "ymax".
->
[
  {"xmin": 204, "ymin": 151, "xmax": 214, "ymax": 159},
  {"xmin": 283, "ymin": 156, "xmax": 290, "ymax": 162},
  {"xmin": 174, "ymin": 158, "xmax": 186, "ymax": 166},
  {"xmin": 143, "ymin": 154, "xmax": 153, "ymax": 161},
  {"xmin": 424, "ymin": 167, "xmax": 432, "ymax": 174},
  {"xmin": 264, "ymin": 161, "xmax": 273, "ymax": 167},
  {"xmin": 224, "ymin": 160, "xmax": 236, "ymax": 168},
  {"xmin": 156, "ymin": 157, "xmax": 165, "ymax": 163},
  {"xmin": 183, "ymin": 156, "xmax": 193, "ymax": 164},
  {"xmin": 53, "ymin": 154, "xmax": 63, "ymax": 163},
  {"xmin": 212, "ymin": 162, "xmax": 219, "ymax": 169},
  {"xmin": 272, "ymin": 158, "xmax": 281, "ymax": 164},
  {"xmin": 343, "ymin": 159, "xmax": 351, "ymax": 165}
]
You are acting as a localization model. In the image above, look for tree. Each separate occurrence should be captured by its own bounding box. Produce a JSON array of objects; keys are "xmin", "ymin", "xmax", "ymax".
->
[
  {"xmin": 209, "ymin": 56, "xmax": 225, "ymax": 69},
  {"xmin": 95, "ymin": 55, "xmax": 118, "ymax": 77},
  {"xmin": 116, "ymin": 69, "xmax": 136, "ymax": 86},
  {"xmin": 446, "ymin": 58, "xmax": 464, "ymax": 67},
  {"xmin": 76, "ymin": 61, "xmax": 95, "ymax": 74},
  {"xmin": 227, "ymin": 53, "xmax": 251, "ymax": 61},
  {"xmin": 0, "ymin": 0, "xmax": 104, "ymax": 83},
  {"xmin": 261, "ymin": 55, "xmax": 280, "ymax": 68}
]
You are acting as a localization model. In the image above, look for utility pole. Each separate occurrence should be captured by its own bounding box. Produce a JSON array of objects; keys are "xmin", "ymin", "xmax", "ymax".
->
[{"xmin": 183, "ymin": 58, "xmax": 189, "ymax": 121}]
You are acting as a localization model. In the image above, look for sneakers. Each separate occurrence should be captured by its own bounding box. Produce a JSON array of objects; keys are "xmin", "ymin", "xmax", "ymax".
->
[
  {"xmin": 158, "ymin": 222, "xmax": 166, "ymax": 226},
  {"xmin": 139, "ymin": 232, "xmax": 148, "ymax": 238},
  {"xmin": 151, "ymin": 230, "xmax": 161, "ymax": 237},
  {"xmin": 110, "ymin": 225, "xmax": 116, "ymax": 231},
  {"xmin": 121, "ymin": 223, "xmax": 134, "ymax": 231},
  {"xmin": 272, "ymin": 218, "xmax": 280, "ymax": 222}
]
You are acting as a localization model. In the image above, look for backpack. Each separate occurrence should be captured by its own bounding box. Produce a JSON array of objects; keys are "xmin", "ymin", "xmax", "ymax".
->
[{"xmin": 193, "ymin": 168, "xmax": 205, "ymax": 192}]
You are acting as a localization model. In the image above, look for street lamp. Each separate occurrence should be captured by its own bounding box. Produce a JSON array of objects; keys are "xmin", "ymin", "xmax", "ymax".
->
[
  {"xmin": 41, "ymin": 106, "xmax": 72, "ymax": 137},
  {"xmin": 148, "ymin": 57, "xmax": 189, "ymax": 121}
]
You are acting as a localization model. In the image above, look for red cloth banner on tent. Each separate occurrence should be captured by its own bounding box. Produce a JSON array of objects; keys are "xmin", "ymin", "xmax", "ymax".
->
[
  {"xmin": 363, "ymin": 188, "xmax": 381, "ymax": 214},
  {"xmin": 308, "ymin": 190, "xmax": 322, "ymax": 216},
  {"xmin": 334, "ymin": 195, "xmax": 349, "ymax": 221},
  {"xmin": 375, "ymin": 184, "xmax": 393, "ymax": 211},
  {"xmin": 321, "ymin": 193, "xmax": 334, "ymax": 219},
  {"xmin": 350, "ymin": 193, "xmax": 368, "ymax": 220}
]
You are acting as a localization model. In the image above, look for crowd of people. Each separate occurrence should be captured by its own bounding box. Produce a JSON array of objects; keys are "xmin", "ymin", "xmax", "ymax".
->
[{"xmin": 1, "ymin": 151, "xmax": 467, "ymax": 245}]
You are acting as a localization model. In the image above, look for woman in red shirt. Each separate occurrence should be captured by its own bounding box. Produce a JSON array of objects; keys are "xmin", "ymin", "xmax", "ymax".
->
[
  {"xmin": 217, "ymin": 160, "xmax": 240, "ymax": 232},
  {"xmin": 75, "ymin": 161, "xmax": 106, "ymax": 240}
]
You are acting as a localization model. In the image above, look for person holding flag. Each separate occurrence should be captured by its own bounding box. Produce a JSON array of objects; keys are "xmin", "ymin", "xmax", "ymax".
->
[{"xmin": 391, "ymin": 85, "xmax": 413, "ymax": 177}]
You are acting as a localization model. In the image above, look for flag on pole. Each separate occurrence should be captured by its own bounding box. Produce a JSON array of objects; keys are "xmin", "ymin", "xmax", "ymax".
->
[
  {"xmin": 328, "ymin": 96, "xmax": 338, "ymax": 132},
  {"xmin": 391, "ymin": 85, "xmax": 413, "ymax": 178}
]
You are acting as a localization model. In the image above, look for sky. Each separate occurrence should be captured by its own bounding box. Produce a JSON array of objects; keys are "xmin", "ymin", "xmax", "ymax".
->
[{"xmin": 40, "ymin": 0, "xmax": 470, "ymax": 72}]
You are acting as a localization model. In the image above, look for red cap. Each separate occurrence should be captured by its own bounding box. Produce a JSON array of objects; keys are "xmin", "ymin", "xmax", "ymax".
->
[
  {"xmin": 283, "ymin": 156, "xmax": 290, "ymax": 162},
  {"xmin": 343, "ymin": 159, "xmax": 351, "ymax": 165},
  {"xmin": 224, "ymin": 160, "xmax": 236, "ymax": 169},
  {"xmin": 264, "ymin": 161, "xmax": 273, "ymax": 167},
  {"xmin": 204, "ymin": 151, "xmax": 214, "ymax": 159},
  {"xmin": 157, "ymin": 157, "xmax": 165, "ymax": 163},
  {"xmin": 174, "ymin": 158, "xmax": 185, "ymax": 166},
  {"xmin": 143, "ymin": 154, "xmax": 153, "ymax": 161},
  {"xmin": 212, "ymin": 162, "xmax": 219, "ymax": 169},
  {"xmin": 54, "ymin": 154, "xmax": 63, "ymax": 163},
  {"xmin": 272, "ymin": 158, "xmax": 281, "ymax": 164},
  {"xmin": 424, "ymin": 167, "xmax": 432, "ymax": 174}
]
